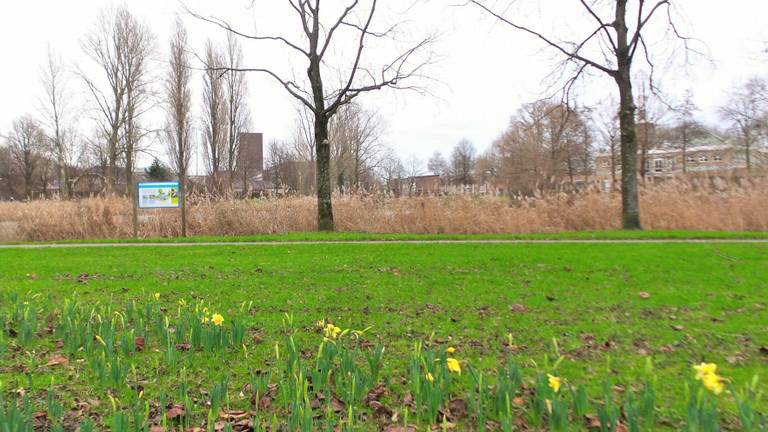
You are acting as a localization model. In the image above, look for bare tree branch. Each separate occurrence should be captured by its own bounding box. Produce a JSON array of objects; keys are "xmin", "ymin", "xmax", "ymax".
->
[
  {"xmin": 183, "ymin": 4, "xmax": 310, "ymax": 58},
  {"xmin": 469, "ymin": 0, "xmax": 617, "ymax": 76}
]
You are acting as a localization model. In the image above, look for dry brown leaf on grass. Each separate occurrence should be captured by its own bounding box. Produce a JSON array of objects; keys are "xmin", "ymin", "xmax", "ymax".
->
[
  {"xmin": 216, "ymin": 411, "xmax": 252, "ymax": 432},
  {"xmin": 364, "ymin": 383, "xmax": 389, "ymax": 405},
  {"xmin": 447, "ymin": 398, "xmax": 468, "ymax": 419},
  {"xmin": 44, "ymin": 355, "xmax": 69, "ymax": 367},
  {"xmin": 134, "ymin": 336, "xmax": 145, "ymax": 351},
  {"xmin": 383, "ymin": 426, "xmax": 417, "ymax": 432},
  {"xmin": 638, "ymin": 291, "xmax": 651, "ymax": 299},
  {"xmin": 509, "ymin": 303, "xmax": 528, "ymax": 313},
  {"xmin": 165, "ymin": 404, "xmax": 185, "ymax": 420}
]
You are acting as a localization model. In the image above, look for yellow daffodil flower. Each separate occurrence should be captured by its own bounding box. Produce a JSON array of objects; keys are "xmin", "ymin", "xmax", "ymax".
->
[
  {"xmin": 323, "ymin": 323, "xmax": 341, "ymax": 339},
  {"xmin": 153, "ymin": 293, "xmax": 160, "ymax": 301},
  {"xmin": 178, "ymin": 299, "xmax": 186, "ymax": 307},
  {"xmin": 425, "ymin": 372, "xmax": 435, "ymax": 383},
  {"xmin": 694, "ymin": 363, "xmax": 717, "ymax": 380},
  {"xmin": 445, "ymin": 347, "xmax": 456, "ymax": 354},
  {"xmin": 203, "ymin": 307, "xmax": 209, "ymax": 314},
  {"xmin": 548, "ymin": 374, "xmax": 562, "ymax": 393},
  {"xmin": 211, "ymin": 313, "xmax": 224, "ymax": 326},
  {"xmin": 702, "ymin": 373, "xmax": 724, "ymax": 395},
  {"xmin": 446, "ymin": 357, "xmax": 461, "ymax": 374},
  {"xmin": 201, "ymin": 316, "xmax": 210, "ymax": 324}
]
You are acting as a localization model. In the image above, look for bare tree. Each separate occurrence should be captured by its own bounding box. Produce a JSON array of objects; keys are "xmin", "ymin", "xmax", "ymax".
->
[
  {"xmin": 427, "ymin": 151, "xmax": 448, "ymax": 176},
  {"xmin": 164, "ymin": 20, "xmax": 194, "ymax": 236},
  {"xmin": 81, "ymin": 7, "xmax": 129, "ymax": 193},
  {"xmin": 596, "ymin": 99, "xmax": 621, "ymax": 186},
  {"xmin": 0, "ymin": 146, "xmax": 15, "ymax": 199},
  {"xmin": 475, "ymin": 148, "xmax": 499, "ymax": 185},
  {"xmin": 470, "ymin": 0, "xmax": 690, "ymax": 229},
  {"xmin": 265, "ymin": 140, "xmax": 299, "ymax": 194},
  {"xmin": 6, "ymin": 116, "xmax": 45, "ymax": 199},
  {"xmin": 328, "ymin": 102, "xmax": 384, "ymax": 190},
  {"xmin": 81, "ymin": 6, "xmax": 155, "ymax": 196},
  {"xmin": 189, "ymin": 1, "xmax": 434, "ymax": 230},
  {"xmin": 403, "ymin": 154, "xmax": 423, "ymax": 196},
  {"xmin": 376, "ymin": 147, "xmax": 404, "ymax": 195},
  {"xmin": 40, "ymin": 48, "xmax": 77, "ymax": 198},
  {"xmin": 223, "ymin": 33, "xmax": 251, "ymax": 189},
  {"xmin": 719, "ymin": 77, "xmax": 768, "ymax": 175},
  {"xmin": 671, "ymin": 89, "xmax": 708, "ymax": 174},
  {"xmin": 290, "ymin": 104, "xmax": 318, "ymax": 194},
  {"xmin": 450, "ymin": 139, "xmax": 476, "ymax": 186},
  {"xmin": 201, "ymin": 40, "xmax": 227, "ymax": 192},
  {"xmin": 578, "ymin": 108, "xmax": 595, "ymax": 183},
  {"xmin": 119, "ymin": 10, "xmax": 156, "ymax": 204}
]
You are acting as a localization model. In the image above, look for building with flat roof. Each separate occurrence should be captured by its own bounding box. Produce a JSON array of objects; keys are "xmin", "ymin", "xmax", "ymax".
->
[{"xmin": 595, "ymin": 141, "xmax": 767, "ymax": 190}]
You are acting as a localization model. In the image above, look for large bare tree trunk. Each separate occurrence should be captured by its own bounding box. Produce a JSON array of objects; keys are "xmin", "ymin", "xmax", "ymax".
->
[
  {"xmin": 315, "ymin": 113, "xmax": 334, "ymax": 231},
  {"xmin": 614, "ymin": 0, "xmax": 641, "ymax": 229}
]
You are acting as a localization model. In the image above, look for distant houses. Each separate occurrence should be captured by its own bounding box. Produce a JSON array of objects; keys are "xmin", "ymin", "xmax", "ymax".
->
[{"xmin": 595, "ymin": 139, "xmax": 768, "ymax": 191}]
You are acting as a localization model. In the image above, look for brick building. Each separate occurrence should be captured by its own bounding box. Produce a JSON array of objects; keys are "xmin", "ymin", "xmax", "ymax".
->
[{"xmin": 595, "ymin": 141, "xmax": 767, "ymax": 190}]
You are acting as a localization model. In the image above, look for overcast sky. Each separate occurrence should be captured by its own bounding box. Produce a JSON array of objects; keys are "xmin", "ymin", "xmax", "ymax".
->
[{"xmin": 1, "ymin": 0, "xmax": 767, "ymax": 171}]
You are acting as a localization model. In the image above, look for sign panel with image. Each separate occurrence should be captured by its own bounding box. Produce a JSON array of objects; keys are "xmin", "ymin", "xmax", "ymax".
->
[{"xmin": 137, "ymin": 182, "xmax": 180, "ymax": 209}]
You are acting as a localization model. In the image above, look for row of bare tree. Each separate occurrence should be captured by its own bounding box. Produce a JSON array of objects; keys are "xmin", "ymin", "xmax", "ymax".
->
[
  {"xmin": 0, "ymin": 7, "xmax": 251, "ymax": 211},
  {"xmin": 262, "ymin": 71, "xmax": 767, "ymax": 200},
  {"xmin": 265, "ymin": 102, "xmax": 384, "ymax": 195}
]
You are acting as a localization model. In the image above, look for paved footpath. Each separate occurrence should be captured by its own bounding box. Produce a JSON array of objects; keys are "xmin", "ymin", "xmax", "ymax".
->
[{"xmin": 1, "ymin": 239, "xmax": 768, "ymax": 248}]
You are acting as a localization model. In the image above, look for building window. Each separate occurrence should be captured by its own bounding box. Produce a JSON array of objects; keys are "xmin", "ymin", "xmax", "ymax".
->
[
  {"xmin": 667, "ymin": 158, "xmax": 675, "ymax": 170},
  {"xmin": 686, "ymin": 155, "xmax": 695, "ymax": 163},
  {"xmin": 699, "ymin": 154, "xmax": 708, "ymax": 162},
  {"xmin": 714, "ymin": 154, "xmax": 722, "ymax": 161},
  {"xmin": 654, "ymin": 159, "xmax": 663, "ymax": 172},
  {"xmin": 602, "ymin": 161, "xmax": 610, "ymax": 168}
]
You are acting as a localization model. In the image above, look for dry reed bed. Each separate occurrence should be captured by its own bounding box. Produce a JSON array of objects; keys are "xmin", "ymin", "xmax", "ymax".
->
[{"xmin": 0, "ymin": 178, "xmax": 766, "ymax": 241}]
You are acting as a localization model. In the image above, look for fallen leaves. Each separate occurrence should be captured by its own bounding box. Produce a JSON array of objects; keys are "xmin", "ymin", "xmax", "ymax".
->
[
  {"xmin": 216, "ymin": 410, "xmax": 251, "ymax": 432},
  {"xmin": 134, "ymin": 336, "xmax": 145, "ymax": 352},
  {"xmin": 44, "ymin": 355, "xmax": 69, "ymax": 367},
  {"xmin": 76, "ymin": 273, "xmax": 101, "ymax": 284},
  {"xmin": 447, "ymin": 398, "xmax": 468, "ymax": 419},
  {"xmin": 382, "ymin": 426, "xmax": 417, "ymax": 432},
  {"xmin": 165, "ymin": 404, "xmax": 185, "ymax": 420},
  {"xmin": 638, "ymin": 291, "xmax": 651, "ymax": 299},
  {"xmin": 509, "ymin": 303, "xmax": 528, "ymax": 313}
]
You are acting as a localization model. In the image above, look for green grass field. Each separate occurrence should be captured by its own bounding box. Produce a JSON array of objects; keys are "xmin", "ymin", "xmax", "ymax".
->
[{"xmin": 0, "ymin": 239, "xmax": 766, "ymax": 430}]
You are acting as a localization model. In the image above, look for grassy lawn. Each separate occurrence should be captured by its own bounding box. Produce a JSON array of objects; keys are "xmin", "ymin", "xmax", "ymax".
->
[{"xmin": 0, "ymin": 241, "xmax": 766, "ymax": 430}]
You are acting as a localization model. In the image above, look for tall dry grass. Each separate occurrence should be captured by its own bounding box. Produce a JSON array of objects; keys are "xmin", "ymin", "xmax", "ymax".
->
[{"xmin": 0, "ymin": 178, "xmax": 766, "ymax": 241}]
